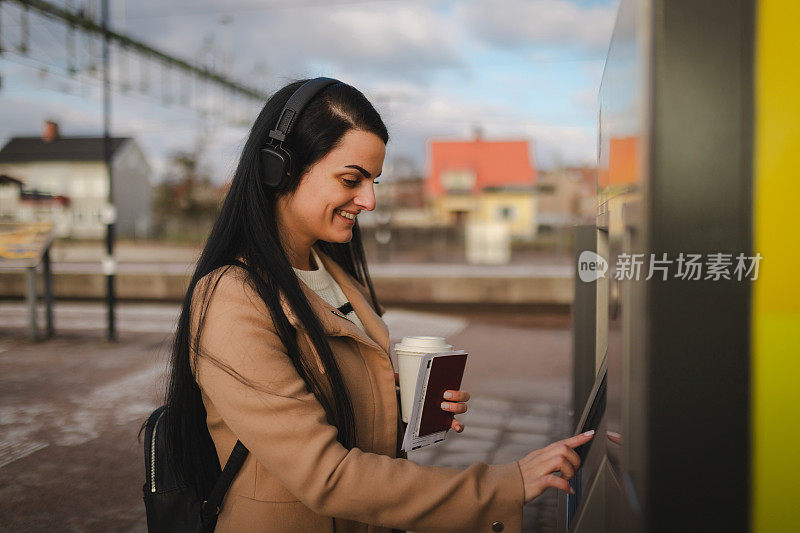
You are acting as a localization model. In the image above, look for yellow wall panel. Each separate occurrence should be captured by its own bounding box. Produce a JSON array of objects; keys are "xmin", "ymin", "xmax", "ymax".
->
[{"xmin": 752, "ymin": 1, "xmax": 800, "ymax": 531}]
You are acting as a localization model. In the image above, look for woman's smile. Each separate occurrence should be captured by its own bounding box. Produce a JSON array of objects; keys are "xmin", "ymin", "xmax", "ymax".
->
[{"xmin": 335, "ymin": 209, "xmax": 358, "ymax": 223}]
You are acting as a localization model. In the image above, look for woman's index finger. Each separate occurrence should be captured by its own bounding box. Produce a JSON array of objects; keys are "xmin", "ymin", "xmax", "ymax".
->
[{"xmin": 563, "ymin": 430, "xmax": 596, "ymax": 448}]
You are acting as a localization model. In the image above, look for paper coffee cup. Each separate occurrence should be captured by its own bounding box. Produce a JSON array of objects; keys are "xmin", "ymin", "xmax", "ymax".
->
[{"xmin": 395, "ymin": 336, "xmax": 453, "ymax": 423}]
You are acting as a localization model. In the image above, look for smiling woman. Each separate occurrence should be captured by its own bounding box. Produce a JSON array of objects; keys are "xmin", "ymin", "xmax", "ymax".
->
[
  {"xmin": 276, "ymin": 129, "xmax": 385, "ymax": 269},
  {"xmin": 154, "ymin": 77, "xmax": 591, "ymax": 533}
]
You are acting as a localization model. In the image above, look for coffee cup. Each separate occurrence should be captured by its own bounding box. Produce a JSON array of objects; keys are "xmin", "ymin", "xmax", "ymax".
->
[{"xmin": 395, "ymin": 336, "xmax": 453, "ymax": 423}]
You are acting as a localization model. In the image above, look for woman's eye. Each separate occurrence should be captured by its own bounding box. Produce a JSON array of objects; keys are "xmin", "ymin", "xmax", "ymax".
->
[{"xmin": 342, "ymin": 179, "xmax": 358, "ymax": 188}]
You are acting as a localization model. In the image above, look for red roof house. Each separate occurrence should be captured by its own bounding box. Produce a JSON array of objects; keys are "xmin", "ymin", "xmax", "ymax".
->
[{"xmin": 427, "ymin": 137, "xmax": 537, "ymax": 197}]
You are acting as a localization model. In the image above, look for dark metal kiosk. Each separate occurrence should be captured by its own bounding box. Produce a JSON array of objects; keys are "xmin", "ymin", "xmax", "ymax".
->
[
  {"xmin": 0, "ymin": 222, "xmax": 56, "ymax": 340},
  {"xmin": 556, "ymin": 0, "xmax": 786, "ymax": 531}
]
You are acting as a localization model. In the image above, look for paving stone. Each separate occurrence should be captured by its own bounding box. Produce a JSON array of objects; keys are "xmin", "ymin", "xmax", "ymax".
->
[
  {"xmin": 437, "ymin": 436, "xmax": 497, "ymax": 454},
  {"xmin": 466, "ymin": 396, "xmax": 517, "ymax": 413},
  {"xmin": 494, "ymin": 442, "xmax": 549, "ymax": 457},
  {"xmin": 493, "ymin": 450, "xmax": 530, "ymax": 465},
  {"xmin": 503, "ymin": 432, "xmax": 551, "ymax": 448},
  {"xmin": 457, "ymin": 425, "xmax": 503, "ymax": 441},
  {"xmin": 522, "ymin": 401, "xmax": 563, "ymax": 418},
  {"xmin": 475, "ymin": 378, "xmax": 571, "ymax": 406},
  {"xmin": 503, "ymin": 414, "xmax": 552, "ymax": 434},
  {"xmin": 457, "ymin": 409, "xmax": 512, "ymax": 430}
]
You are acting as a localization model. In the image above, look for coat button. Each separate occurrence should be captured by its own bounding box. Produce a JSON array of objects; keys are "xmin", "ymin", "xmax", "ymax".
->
[{"xmin": 491, "ymin": 522, "xmax": 504, "ymax": 532}]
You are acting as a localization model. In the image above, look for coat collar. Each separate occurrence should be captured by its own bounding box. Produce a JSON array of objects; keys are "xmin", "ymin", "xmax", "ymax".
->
[{"xmin": 280, "ymin": 246, "xmax": 389, "ymax": 355}]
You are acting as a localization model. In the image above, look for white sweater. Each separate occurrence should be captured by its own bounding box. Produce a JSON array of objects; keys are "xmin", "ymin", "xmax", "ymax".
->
[{"xmin": 292, "ymin": 247, "xmax": 367, "ymax": 335}]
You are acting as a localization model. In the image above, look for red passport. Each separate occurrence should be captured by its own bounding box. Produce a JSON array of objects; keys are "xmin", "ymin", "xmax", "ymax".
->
[{"xmin": 417, "ymin": 353, "xmax": 469, "ymax": 437}]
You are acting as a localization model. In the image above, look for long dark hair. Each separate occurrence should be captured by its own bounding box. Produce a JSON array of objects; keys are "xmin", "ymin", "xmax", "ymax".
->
[{"xmin": 161, "ymin": 79, "xmax": 388, "ymax": 497}]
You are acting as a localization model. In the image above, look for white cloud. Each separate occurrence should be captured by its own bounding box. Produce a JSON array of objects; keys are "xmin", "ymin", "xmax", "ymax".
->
[
  {"xmin": 1, "ymin": 0, "xmax": 612, "ymax": 182},
  {"xmin": 378, "ymin": 87, "xmax": 597, "ymax": 172},
  {"xmin": 114, "ymin": 0, "xmax": 464, "ymax": 84},
  {"xmin": 455, "ymin": 0, "xmax": 617, "ymax": 51}
]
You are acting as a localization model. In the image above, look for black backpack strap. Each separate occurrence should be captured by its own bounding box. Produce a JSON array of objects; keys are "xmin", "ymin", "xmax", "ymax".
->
[{"xmin": 201, "ymin": 440, "xmax": 249, "ymax": 521}]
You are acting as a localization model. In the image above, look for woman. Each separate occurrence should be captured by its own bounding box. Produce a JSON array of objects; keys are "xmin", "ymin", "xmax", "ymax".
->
[{"xmin": 163, "ymin": 78, "xmax": 594, "ymax": 532}]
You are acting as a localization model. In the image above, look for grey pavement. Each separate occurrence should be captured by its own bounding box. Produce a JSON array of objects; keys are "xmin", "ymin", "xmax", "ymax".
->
[{"xmin": 0, "ymin": 305, "xmax": 573, "ymax": 532}]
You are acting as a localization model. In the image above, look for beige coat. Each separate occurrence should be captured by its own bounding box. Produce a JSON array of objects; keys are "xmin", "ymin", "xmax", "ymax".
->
[{"xmin": 190, "ymin": 248, "xmax": 524, "ymax": 532}]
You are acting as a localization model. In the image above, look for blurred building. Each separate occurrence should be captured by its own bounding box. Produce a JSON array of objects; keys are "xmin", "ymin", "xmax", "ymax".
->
[
  {"xmin": 536, "ymin": 165, "xmax": 597, "ymax": 234},
  {"xmin": 0, "ymin": 174, "xmax": 25, "ymax": 219},
  {"xmin": 0, "ymin": 174, "xmax": 72, "ymax": 235},
  {"xmin": 426, "ymin": 133, "xmax": 539, "ymax": 241},
  {"xmin": 0, "ymin": 121, "xmax": 153, "ymax": 238},
  {"xmin": 150, "ymin": 151, "xmax": 229, "ymax": 242},
  {"xmin": 364, "ymin": 154, "xmax": 430, "ymax": 229}
]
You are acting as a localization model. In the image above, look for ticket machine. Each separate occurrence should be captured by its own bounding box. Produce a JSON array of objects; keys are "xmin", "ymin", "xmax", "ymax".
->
[{"xmin": 557, "ymin": 0, "xmax": 773, "ymax": 531}]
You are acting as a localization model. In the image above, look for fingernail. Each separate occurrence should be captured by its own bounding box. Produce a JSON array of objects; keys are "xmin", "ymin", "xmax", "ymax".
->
[
  {"xmin": 441, "ymin": 402, "xmax": 449, "ymax": 410},
  {"xmin": 443, "ymin": 391, "xmax": 453, "ymax": 399},
  {"xmin": 584, "ymin": 430, "xmax": 595, "ymax": 437}
]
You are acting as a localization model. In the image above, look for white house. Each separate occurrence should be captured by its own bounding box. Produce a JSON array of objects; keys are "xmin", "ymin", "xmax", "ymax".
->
[
  {"xmin": 0, "ymin": 174, "xmax": 72, "ymax": 235},
  {"xmin": 0, "ymin": 121, "xmax": 153, "ymax": 239}
]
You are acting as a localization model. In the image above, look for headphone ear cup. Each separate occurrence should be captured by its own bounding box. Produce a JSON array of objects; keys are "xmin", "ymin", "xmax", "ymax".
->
[{"xmin": 260, "ymin": 145, "xmax": 293, "ymax": 189}]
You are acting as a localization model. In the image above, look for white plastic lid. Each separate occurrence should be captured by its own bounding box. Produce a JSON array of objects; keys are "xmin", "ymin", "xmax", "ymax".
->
[{"xmin": 394, "ymin": 335, "xmax": 453, "ymax": 354}]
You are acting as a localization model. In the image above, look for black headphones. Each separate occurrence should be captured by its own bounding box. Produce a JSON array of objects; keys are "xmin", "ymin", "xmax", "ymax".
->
[{"xmin": 260, "ymin": 77, "xmax": 342, "ymax": 189}]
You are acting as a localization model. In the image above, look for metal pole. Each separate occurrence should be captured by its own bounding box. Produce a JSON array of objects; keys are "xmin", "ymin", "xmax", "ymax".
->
[
  {"xmin": 0, "ymin": 0, "xmax": 4, "ymax": 55},
  {"xmin": 102, "ymin": 0, "xmax": 116, "ymax": 341},
  {"xmin": 43, "ymin": 245, "xmax": 54, "ymax": 338},
  {"xmin": 26, "ymin": 266, "xmax": 38, "ymax": 341},
  {"xmin": 19, "ymin": 2, "xmax": 29, "ymax": 53},
  {"xmin": 66, "ymin": 0, "xmax": 75, "ymax": 74}
]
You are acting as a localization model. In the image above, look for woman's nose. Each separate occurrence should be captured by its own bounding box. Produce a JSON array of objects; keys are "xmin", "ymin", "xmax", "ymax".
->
[{"xmin": 354, "ymin": 183, "xmax": 376, "ymax": 211}]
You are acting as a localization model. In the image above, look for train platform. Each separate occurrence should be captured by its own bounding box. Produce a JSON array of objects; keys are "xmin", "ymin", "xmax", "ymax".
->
[{"xmin": 0, "ymin": 305, "xmax": 573, "ymax": 532}]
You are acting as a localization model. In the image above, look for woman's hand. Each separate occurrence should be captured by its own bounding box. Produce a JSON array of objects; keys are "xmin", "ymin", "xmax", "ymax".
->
[
  {"xmin": 393, "ymin": 372, "xmax": 469, "ymax": 433},
  {"xmin": 517, "ymin": 430, "xmax": 595, "ymax": 503},
  {"xmin": 441, "ymin": 390, "xmax": 469, "ymax": 433}
]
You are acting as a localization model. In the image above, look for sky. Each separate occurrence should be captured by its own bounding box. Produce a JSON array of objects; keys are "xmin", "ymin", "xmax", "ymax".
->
[{"xmin": 0, "ymin": 0, "xmax": 620, "ymax": 184}]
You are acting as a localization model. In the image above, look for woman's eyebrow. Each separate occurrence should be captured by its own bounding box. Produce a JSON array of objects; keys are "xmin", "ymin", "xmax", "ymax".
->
[{"xmin": 344, "ymin": 164, "xmax": 381, "ymax": 179}]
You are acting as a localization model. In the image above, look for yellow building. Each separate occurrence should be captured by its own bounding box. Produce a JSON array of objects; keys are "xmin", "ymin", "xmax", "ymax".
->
[
  {"xmin": 427, "ymin": 137, "xmax": 539, "ymax": 242},
  {"xmin": 432, "ymin": 186, "xmax": 538, "ymax": 241}
]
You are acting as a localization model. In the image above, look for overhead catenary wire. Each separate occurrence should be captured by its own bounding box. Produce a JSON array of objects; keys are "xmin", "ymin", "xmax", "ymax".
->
[
  {"xmin": 0, "ymin": 0, "xmax": 264, "ymax": 127},
  {"xmin": 0, "ymin": 50, "xmax": 260, "ymax": 128},
  {"xmin": 2, "ymin": 0, "xmax": 268, "ymax": 101}
]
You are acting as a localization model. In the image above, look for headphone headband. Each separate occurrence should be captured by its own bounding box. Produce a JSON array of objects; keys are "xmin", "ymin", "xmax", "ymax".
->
[{"xmin": 268, "ymin": 77, "xmax": 341, "ymax": 143}]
